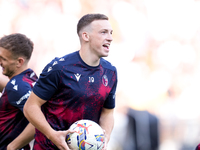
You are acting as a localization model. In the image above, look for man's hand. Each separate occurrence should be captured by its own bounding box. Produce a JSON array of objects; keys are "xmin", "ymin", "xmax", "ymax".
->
[
  {"xmin": 102, "ymin": 129, "xmax": 108, "ymax": 150},
  {"xmin": 48, "ymin": 129, "xmax": 75, "ymax": 150}
]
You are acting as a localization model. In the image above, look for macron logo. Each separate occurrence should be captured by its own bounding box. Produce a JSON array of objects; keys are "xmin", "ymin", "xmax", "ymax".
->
[
  {"xmin": 11, "ymin": 79, "xmax": 18, "ymax": 90},
  {"xmin": 59, "ymin": 58, "xmax": 65, "ymax": 61},
  {"xmin": 11, "ymin": 79, "xmax": 16, "ymax": 85},
  {"xmin": 53, "ymin": 61, "xmax": 58, "ymax": 66},
  {"xmin": 48, "ymin": 67, "xmax": 52, "ymax": 72},
  {"xmin": 74, "ymin": 73, "xmax": 81, "ymax": 81},
  {"xmin": 13, "ymin": 85, "xmax": 18, "ymax": 91},
  {"xmin": 30, "ymin": 72, "xmax": 35, "ymax": 78}
]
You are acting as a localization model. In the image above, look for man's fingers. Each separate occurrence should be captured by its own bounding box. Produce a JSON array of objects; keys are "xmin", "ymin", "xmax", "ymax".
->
[{"xmin": 67, "ymin": 129, "xmax": 76, "ymax": 134}]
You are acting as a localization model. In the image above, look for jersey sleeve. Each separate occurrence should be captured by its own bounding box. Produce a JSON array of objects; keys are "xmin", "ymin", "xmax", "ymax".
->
[
  {"xmin": 7, "ymin": 82, "xmax": 32, "ymax": 112},
  {"xmin": 33, "ymin": 60, "xmax": 61, "ymax": 100},
  {"xmin": 103, "ymin": 68, "xmax": 118, "ymax": 109}
]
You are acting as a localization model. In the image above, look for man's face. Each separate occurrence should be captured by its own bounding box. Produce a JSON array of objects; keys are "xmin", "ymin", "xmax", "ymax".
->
[
  {"xmin": 0, "ymin": 47, "xmax": 17, "ymax": 78},
  {"xmin": 89, "ymin": 20, "xmax": 113, "ymax": 58}
]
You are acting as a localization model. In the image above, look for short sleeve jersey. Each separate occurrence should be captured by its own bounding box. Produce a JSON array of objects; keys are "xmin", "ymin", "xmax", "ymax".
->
[
  {"xmin": 0, "ymin": 69, "xmax": 38, "ymax": 150},
  {"xmin": 32, "ymin": 51, "xmax": 118, "ymax": 149}
]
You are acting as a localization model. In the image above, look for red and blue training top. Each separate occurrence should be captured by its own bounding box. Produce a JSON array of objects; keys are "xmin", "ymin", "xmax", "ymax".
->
[
  {"xmin": 32, "ymin": 51, "xmax": 118, "ymax": 149},
  {"xmin": 0, "ymin": 69, "xmax": 38, "ymax": 150}
]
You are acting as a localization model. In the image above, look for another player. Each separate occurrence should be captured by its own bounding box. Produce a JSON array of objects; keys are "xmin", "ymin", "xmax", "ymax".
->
[
  {"xmin": 0, "ymin": 33, "xmax": 38, "ymax": 150},
  {"xmin": 24, "ymin": 13, "xmax": 118, "ymax": 150},
  {"xmin": 196, "ymin": 144, "xmax": 200, "ymax": 150}
]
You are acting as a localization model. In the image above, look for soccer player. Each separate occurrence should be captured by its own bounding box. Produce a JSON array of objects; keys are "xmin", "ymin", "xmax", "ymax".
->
[
  {"xmin": 196, "ymin": 144, "xmax": 200, "ymax": 150},
  {"xmin": 0, "ymin": 33, "xmax": 38, "ymax": 150},
  {"xmin": 24, "ymin": 13, "xmax": 118, "ymax": 150}
]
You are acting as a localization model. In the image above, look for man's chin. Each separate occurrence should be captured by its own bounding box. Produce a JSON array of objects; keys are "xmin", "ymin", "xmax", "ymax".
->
[
  {"xmin": 102, "ymin": 52, "xmax": 109, "ymax": 57},
  {"xmin": 2, "ymin": 72, "xmax": 8, "ymax": 77}
]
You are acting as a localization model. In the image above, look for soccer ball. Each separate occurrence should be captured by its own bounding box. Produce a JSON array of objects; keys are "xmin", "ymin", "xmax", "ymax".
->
[{"xmin": 66, "ymin": 119, "xmax": 105, "ymax": 150}]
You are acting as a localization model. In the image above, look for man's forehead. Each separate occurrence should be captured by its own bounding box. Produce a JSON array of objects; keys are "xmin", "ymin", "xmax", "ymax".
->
[
  {"xmin": 0, "ymin": 47, "xmax": 13, "ymax": 58},
  {"xmin": 91, "ymin": 20, "xmax": 113, "ymax": 30}
]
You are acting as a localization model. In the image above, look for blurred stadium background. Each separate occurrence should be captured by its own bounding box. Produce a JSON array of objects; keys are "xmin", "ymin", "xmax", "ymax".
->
[{"xmin": 1, "ymin": 0, "xmax": 200, "ymax": 149}]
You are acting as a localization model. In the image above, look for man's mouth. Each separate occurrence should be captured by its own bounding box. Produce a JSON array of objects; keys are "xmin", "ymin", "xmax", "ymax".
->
[{"xmin": 103, "ymin": 44, "xmax": 110, "ymax": 50}]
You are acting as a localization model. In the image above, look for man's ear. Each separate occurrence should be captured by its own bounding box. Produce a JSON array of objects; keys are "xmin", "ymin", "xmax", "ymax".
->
[
  {"xmin": 16, "ymin": 57, "xmax": 25, "ymax": 68},
  {"xmin": 82, "ymin": 32, "xmax": 90, "ymax": 42}
]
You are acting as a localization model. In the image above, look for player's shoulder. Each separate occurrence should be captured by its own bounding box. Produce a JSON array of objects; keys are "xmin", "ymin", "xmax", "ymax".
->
[
  {"xmin": 100, "ymin": 58, "xmax": 117, "ymax": 72},
  {"xmin": 5, "ymin": 75, "xmax": 29, "ymax": 93},
  {"xmin": 53, "ymin": 51, "xmax": 78, "ymax": 65},
  {"xmin": 6, "ymin": 78, "xmax": 17, "ymax": 89},
  {"xmin": 60, "ymin": 51, "xmax": 79, "ymax": 62},
  {"xmin": 7, "ymin": 69, "xmax": 33, "ymax": 86},
  {"xmin": 44, "ymin": 51, "xmax": 79, "ymax": 71}
]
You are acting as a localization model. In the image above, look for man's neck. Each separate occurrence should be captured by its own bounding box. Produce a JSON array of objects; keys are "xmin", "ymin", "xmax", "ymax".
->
[
  {"xmin": 9, "ymin": 66, "xmax": 28, "ymax": 79},
  {"xmin": 79, "ymin": 49, "xmax": 100, "ymax": 67}
]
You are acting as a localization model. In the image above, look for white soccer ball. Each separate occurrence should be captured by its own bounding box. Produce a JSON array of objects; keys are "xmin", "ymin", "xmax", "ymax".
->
[{"xmin": 66, "ymin": 119, "xmax": 105, "ymax": 150}]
